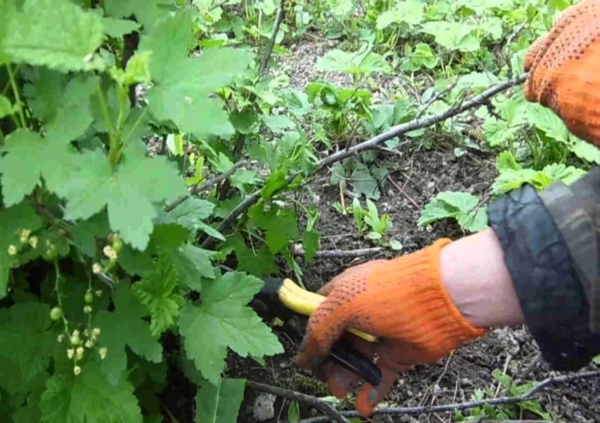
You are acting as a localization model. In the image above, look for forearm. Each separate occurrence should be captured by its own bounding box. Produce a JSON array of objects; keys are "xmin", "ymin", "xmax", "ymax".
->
[{"xmin": 440, "ymin": 228, "xmax": 524, "ymax": 329}]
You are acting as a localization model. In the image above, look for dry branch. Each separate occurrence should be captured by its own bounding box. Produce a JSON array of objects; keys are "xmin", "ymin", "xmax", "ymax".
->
[
  {"xmin": 201, "ymin": 73, "xmax": 529, "ymax": 249},
  {"xmin": 316, "ymin": 72, "xmax": 528, "ymax": 169},
  {"xmin": 292, "ymin": 245, "xmax": 383, "ymax": 258},
  {"xmin": 298, "ymin": 370, "xmax": 600, "ymax": 423},
  {"xmin": 259, "ymin": 0, "xmax": 285, "ymax": 75},
  {"xmin": 246, "ymin": 381, "xmax": 351, "ymax": 423}
]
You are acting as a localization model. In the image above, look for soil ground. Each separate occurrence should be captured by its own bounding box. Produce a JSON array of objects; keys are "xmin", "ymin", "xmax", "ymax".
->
[{"xmin": 225, "ymin": 37, "xmax": 600, "ymax": 423}]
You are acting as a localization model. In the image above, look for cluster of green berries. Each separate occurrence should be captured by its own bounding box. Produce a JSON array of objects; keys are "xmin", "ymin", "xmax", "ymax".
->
[
  {"xmin": 92, "ymin": 233, "xmax": 123, "ymax": 275},
  {"xmin": 50, "ymin": 289, "xmax": 105, "ymax": 376}
]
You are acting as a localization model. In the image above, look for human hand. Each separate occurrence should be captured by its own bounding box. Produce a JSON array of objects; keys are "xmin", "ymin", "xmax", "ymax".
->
[
  {"xmin": 295, "ymin": 239, "xmax": 486, "ymax": 416},
  {"xmin": 524, "ymin": 0, "xmax": 600, "ymax": 147}
]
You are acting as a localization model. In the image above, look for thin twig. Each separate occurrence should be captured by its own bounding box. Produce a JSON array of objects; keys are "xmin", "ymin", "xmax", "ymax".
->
[
  {"xmin": 164, "ymin": 159, "xmax": 248, "ymax": 213},
  {"xmin": 292, "ymin": 246, "xmax": 382, "ymax": 258},
  {"xmin": 298, "ymin": 370, "xmax": 600, "ymax": 423},
  {"xmin": 246, "ymin": 381, "xmax": 351, "ymax": 423},
  {"xmin": 201, "ymin": 74, "xmax": 528, "ymax": 249},
  {"xmin": 259, "ymin": 0, "xmax": 285, "ymax": 76},
  {"xmin": 387, "ymin": 175, "xmax": 420, "ymax": 209},
  {"xmin": 317, "ymin": 73, "xmax": 528, "ymax": 169}
]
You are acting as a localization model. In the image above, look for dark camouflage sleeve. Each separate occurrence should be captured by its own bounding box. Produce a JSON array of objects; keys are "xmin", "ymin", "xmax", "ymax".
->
[{"xmin": 487, "ymin": 166, "xmax": 600, "ymax": 371}]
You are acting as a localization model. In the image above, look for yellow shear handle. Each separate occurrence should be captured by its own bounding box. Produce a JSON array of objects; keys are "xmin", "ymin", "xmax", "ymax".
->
[{"xmin": 278, "ymin": 278, "xmax": 377, "ymax": 343}]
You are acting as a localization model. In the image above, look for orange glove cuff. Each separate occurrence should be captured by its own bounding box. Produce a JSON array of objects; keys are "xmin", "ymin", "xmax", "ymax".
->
[{"xmin": 364, "ymin": 238, "xmax": 487, "ymax": 361}]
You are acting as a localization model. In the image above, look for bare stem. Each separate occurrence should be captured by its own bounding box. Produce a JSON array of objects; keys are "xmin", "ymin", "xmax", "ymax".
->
[
  {"xmin": 6, "ymin": 64, "xmax": 26, "ymax": 128},
  {"xmin": 259, "ymin": 0, "xmax": 285, "ymax": 76},
  {"xmin": 246, "ymin": 380, "xmax": 351, "ymax": 423},
  {"xmin": 298, "ymin": 370, "xmax": 600, "ymax": 423}
]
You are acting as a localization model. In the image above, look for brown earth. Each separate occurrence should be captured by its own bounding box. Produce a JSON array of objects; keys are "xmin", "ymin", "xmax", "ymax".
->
[
  {"xmin": 229, "ymin": 143, "xmax": 600, "ymax": 423},
  {"xmin": 164, "ymin": 35, "xmax": 600, "ymax": 423}
]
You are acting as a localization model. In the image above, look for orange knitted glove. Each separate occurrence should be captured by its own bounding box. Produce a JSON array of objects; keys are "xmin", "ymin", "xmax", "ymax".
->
[
  {"xmin": 296, "ymin": 239, "xmax": 486, "ymax": 416},
  {"xmin": 524, "ymin": 0, "xmax": 600, "ymax": 147}
]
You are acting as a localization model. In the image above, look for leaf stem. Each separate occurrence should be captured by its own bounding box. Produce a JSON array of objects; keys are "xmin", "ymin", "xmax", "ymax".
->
[
  {"xmin": 95, "ymin": 80, "xmax": 119, "ymax": 165},
  {"xmin": 54, "ymin": 261, "xmax": 71, "ymax": 336},
  {"xmin": 6, "ymin": 64, "xmax": 26, "ymax": 128}
]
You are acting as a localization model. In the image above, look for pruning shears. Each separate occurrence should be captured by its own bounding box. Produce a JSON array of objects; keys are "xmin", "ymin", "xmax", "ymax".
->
[{"xmin": 255, "ymin": 277, "xmax": 382, "ymax": 387}]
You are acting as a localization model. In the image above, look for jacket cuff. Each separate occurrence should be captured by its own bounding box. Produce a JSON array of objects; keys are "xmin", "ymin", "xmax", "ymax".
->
[{"xmin": 488, "ymin": 183, "xmax": 600, "ymax": 371}]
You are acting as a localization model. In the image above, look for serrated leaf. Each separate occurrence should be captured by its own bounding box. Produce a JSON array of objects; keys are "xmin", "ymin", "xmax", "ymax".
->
[
  {"xmin": 265, "ymin": 208, "xmax": 298, "ymax": 254},
  {"xmin": 457, "ymin": 207, "xmax": 489, "ymax": 233},
  {"xmin": 137, "ymin": 8, "xmax": 195, "ymax": 82},
  {"xmin": 436, "ymin": 191, "xmax": 479, "ymax": 213},
  {"xmin": 179, "ymin": 272, "xmax": 283, "ymax": 383},
  {"xmin": 230, "ymin": 110, "xmax": 258, "ymax": 134},
  {"xmin": 104, "ymin": 0, "xmax": 174, "ymax": 28},
  {"xmin": 94, "ymin": 283, "xmax": 163, "ymax": 385},
  {"xmin": 158, "ymin": 198, "xmax": 215, "ymax": 230},
  {"xmin": 141, "ymin": 11, "xmax": 254, "ymax": 137},
  {"xmin": 61, "ymin": 145, "xmax": 187, "ymax": 250},
  {"xmin": 170, "ymin": 244, "xmax": 217, "ymax": 290},
  {"xmin": 1, "ymin": 0, "xmax": 105, "ymax": 72},
  {"xmin": 0, "ymin": 201, "xmax": 43, "ymax": 297},
  {"xmin": 39, "ymin": 361, "xmax": 142, "ymax": 423},
  {"xmin": 195, "ymin": 378, "xmax": 246, "ymax": 423},
  {"xmin": 71, "ymin": 211, "xmax": 110, "ymax": 257},
  {"xmin": 0, "ymin": 302, "xmax": 54, "ymax": 392},
  {"xmin": 261, "ymin": 115, "xmax": 294, "ymax": 132},
  {"xmin": 418, "ymin": 199, "xmax": 454, "ymax": 226},
  {"xmin": 132, "ymin": 254, "xmax": 185, "ymax": 336},
  {"xmin": 102, "ymin": 17, "xmax": 141, "ymax": 38},
  {"xmin": 571, "ymin": 138, "xmax": 600, "ymax": 164},
  {"xmin": 0, "ymin": 129, "xmax": 79, "ymax": 207},
  {"xmin": 45, "ymin": 74, "xmax": 97, "ymax": 142}
]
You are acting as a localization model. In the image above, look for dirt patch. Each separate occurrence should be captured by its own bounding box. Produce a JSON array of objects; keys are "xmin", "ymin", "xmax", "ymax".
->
[{"xmin": 228, "ymin": 142, "xmax": 600, "ymax": 423}]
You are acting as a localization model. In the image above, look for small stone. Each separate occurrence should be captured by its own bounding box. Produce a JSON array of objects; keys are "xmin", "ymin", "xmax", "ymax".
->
[{"xmin": 253, "ymin": 393, "xmax": 277, "ymax": 421}]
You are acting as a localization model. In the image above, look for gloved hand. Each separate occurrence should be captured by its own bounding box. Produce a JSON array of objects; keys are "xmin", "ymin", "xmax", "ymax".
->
[
  {"xmin": 296, "ymin": 239, "xmax": 486, "ymax": 416},
  {"xmin": 524, "ymin": 0, "xmax": 600, "ymax": 147}
]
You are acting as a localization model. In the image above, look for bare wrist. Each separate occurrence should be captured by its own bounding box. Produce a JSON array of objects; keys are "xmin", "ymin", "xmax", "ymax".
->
[{"xmin": 440, "ymin": 229, "xmax": 524, "ymax": 328}]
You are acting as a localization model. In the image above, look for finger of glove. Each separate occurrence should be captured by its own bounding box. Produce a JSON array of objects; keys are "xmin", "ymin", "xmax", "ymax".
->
[
  {"xmin": 323, "ymin": 362, "xmax": 360, "ymax": 399},
  {"xmin": 355, "ymin": 362, "xmax": 400, "ymax": 417},
  {"xmin": 296, "ymin": 298, "xmax": 352, "ymax": 371}
]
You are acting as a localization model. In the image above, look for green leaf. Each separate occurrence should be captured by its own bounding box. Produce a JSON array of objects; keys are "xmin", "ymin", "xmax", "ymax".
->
[
  {"xmin": 141, "ymin": 11, "xmax": 254, "ymax": 138},
  {"xmin": 571, "ymin": 138, "xmax": 600, "ymax": 164},
  {"xmin": 302, "ymin": 230, "xmax": 319, "ymax": 263},
  {"xmin": 0, "ymin": 129, "xmax": 79, "ymax": 207},
  {"xmin": 137, "ymin": 8, "xmax": 195, "ymax": 82},
  {"xmin": 0, "ymin": 301, "xmax": 54, "ymax": 393},
  {"xmin": 1, "ymin": 0, "xmax": 105, "ymax": 72},
  {"xmin": 94, "ymin": 283, "xmax": 163, "ymax": 385},
  {"xmin": 104, "ymin": 0, "xmax": 174, "ymax": 28},
  {"xmin": 158, "ymin": 198, "xmax": 215, "ymax": 230},
  {"xmin": 170, "ymin": 244, "xmax": 217, "ymax": 289},
  {"xmin": 228, "ymin": 233, "xmax": 278, "ymax": 278},
  {"xmin": 102, "ymin": 17, "xmax": 141, "ymax": 38},
  {"xmin": 288, "ymin": 400, "xmax": 301, "ymax": 423},
  {"xmin": 261, "ymin": 115, "xmax": 295, "ymax": 132},
  {"xmin": 0, "ymin": 201, "xmax": 43, "ymax": 298},
  {"xmin": 179, "ymin": 272, "xmax": 283, "ymax": 383},
  {"xmin": 230, "ymin": 110, "xmax": 258, "ymax": 134},
  {"xmin": 261, "ymin": 170, "xmax": 288, "ymax": 200},
  {"xmin": 132, "ymin": 254, "xmax": 185, "ymax": 336},
  {"xmin": 436, "ymin": 191, "xmax": 479, "ymax": 214},
  {"xmin": 265, "ymin": 208, "xmax": 298, "ymax": 254},
  {"xmin": 0, "ymin": 94, "xmax": 12, "ymax": 118},
  {"xmin": 316, "ymin": 46, "xmax": 391, "ymax": 75},
  {"xmin": 39, "ymin": 362, "xmax": 142, "ymax": 423},
  {"xmin": 195, "ymin": 378, "xmax": 246, "ymax": 423},
  {"xmin": 61, "ymin": 145, "xmax": 187, "ymax": 251}
]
